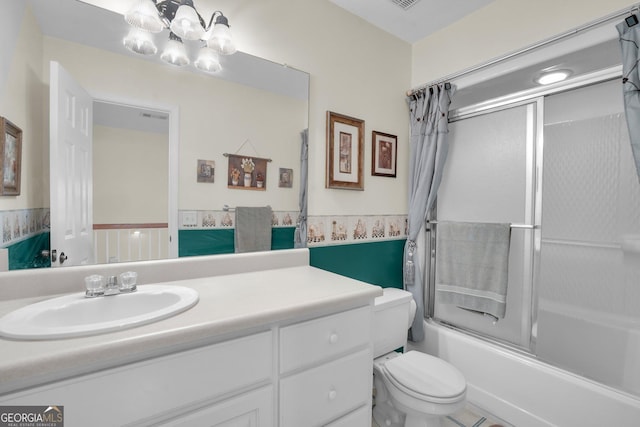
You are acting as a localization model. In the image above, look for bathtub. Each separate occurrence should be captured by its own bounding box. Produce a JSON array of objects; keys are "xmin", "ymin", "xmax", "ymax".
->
[{"xmin": 408, "ymin": 318, "xmax": 640, "ymax": 426}]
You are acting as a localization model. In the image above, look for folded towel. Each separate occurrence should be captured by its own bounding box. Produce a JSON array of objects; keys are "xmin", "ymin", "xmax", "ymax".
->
[
  {"xmin": 234, "ymin": 206, "xmax": 272, "ymax": 253},
  {"xmin": 435, "ymin": 221, "xmax": 511, "ymax": 319}
]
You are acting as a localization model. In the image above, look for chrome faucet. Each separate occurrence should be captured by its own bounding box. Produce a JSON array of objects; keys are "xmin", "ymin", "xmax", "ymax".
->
[
  {"xmin": 84, "ymin": 272, "xmax": 138, "ymax": 298},
  {"xmin": 103, "ymin": 276, "xmax": 120, "ymax": 296}
]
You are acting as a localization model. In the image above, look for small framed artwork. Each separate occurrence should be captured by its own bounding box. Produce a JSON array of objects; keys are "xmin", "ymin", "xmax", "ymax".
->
[
  {"xmin": 227, "ymin": 154, "xmax": 268, "ymax": 190},
  {"xmin": 0, "ymin": 117, "xmax": 22, "ymax": 196},
  {"xmin": 279, "ymin": 168, "xmax": 293, "ymax": 188},
  {"xmin": 197, "ymin": 159, "xmax": 215, "ymax": 183},
  {"xmin": 371, "ymin": 131, "xmax": 397, "ymax": 178},
  {"xmin": 326, "ymin": 111, "xmax": 364, "ymax": 190}
]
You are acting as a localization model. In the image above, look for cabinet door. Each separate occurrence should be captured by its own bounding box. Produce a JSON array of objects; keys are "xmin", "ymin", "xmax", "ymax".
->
[
  {"xmin": 158, "ymin": 386, "xmax": 273, "ymax": 427},
  {"xmin": 0, "ymin": 332, "xmax": 272, "ymax": 427}
]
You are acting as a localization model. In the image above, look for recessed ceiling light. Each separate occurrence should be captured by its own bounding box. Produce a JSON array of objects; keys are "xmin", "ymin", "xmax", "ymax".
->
[{"xmin": 535, "ymin": 70, "xmax": 572, "ymax": 85}]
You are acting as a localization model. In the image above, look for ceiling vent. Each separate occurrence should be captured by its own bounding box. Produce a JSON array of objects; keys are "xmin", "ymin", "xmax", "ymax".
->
[
  {"xmin": 141, "ymin": 112, "xmax": 168, "ymax": 120},
  {"xmin": 390, "ymin": 0, "xmax": 421, "ymax": 11}
]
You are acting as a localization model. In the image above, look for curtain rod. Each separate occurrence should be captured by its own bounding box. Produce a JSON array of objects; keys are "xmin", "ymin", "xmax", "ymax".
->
[{"xmin": 406, "ymin": 3, "xmax": 640, "ymax": 97}]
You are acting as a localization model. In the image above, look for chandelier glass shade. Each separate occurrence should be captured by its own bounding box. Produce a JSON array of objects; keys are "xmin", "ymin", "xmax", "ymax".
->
[
  {"xmin": 123, "ymin": 28, "xmax": 158, "ymax": 55},
  {"xmin": 123, "ymin": 0, "xmax": 236, "ymax": 72}
]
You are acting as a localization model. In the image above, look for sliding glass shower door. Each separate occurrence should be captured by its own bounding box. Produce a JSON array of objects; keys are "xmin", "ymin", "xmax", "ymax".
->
[
  {"xmin": 431, "ymin": 101, "xmax": 540, "ymax": 349},
  {"xmin": 430, "ymin": 77, "xmax": 640, "ymax": 397},
  {"xmin": 537, "ymin": 79, "xmax": 640, "ymax": 396}
]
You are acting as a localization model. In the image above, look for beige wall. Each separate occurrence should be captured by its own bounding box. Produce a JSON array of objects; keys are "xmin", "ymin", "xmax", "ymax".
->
[
  {"xmin": 0, "ymin": 4, "xmax": 46, "ymax": 211},
  {"xmin": 220, "ymin": 0, "xmax": 413, "ymax": 216},
  {"xmin": 93, "ymin": 125, "xmax": 168, "ymax": 224},
  {"xmin": 411, "ymin": 0, "xmax": 637, "ymax": 86}
]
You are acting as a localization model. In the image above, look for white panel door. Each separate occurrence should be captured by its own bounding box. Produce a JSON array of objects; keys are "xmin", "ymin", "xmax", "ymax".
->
[{"xmin": 50, "ymin": 61, "xmax": 93, "ymax": 267}]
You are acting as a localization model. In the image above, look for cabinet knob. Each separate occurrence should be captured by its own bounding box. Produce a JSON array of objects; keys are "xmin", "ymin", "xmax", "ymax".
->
[
  {"xmin": 329, "ymin": 333, "xmax": 338, "ymax": 344},
  {"xmin": 328, "ymin": 388, "xmax": 337, "ymax": 400}
]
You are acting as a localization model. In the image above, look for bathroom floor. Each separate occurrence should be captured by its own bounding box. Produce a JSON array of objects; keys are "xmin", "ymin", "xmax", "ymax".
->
[{"xmin": 371, "ymin": 403, "xmax": 513, "ymax": 427}]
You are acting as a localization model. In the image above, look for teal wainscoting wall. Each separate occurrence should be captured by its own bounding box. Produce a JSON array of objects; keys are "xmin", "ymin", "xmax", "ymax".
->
[
  {"xmin": 7, "ymin": 232, "xmax": 51, "ymax": 270},
  {"xmin": 179, "ymin": 227, "xmax": 296, "ymax": 257},
  {"xmin": 309, "ymin": 239, "xmax": 405, "ymax": 289}
]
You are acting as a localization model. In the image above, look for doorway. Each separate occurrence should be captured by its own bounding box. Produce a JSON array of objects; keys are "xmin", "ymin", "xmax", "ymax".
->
[{"xmin": 92, "ymin": 99, "xmax": 177, "ymax": 263}]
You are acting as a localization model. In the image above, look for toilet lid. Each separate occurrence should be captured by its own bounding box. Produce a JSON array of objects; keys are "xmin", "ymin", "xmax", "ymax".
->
[{"xmin": 384, "ymin": 351, "xmax": 466, "ymax": 400}]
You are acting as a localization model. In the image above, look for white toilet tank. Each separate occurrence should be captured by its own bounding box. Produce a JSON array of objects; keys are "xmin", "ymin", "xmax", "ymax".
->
[{"xmin": 373, "ymin": 288, "xmax": 416, "ymax": 358}]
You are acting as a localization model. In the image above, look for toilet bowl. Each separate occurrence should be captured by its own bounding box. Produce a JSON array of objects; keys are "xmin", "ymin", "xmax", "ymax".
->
[{"xmin": 372, "ymin": 288, "xmax": 466, "ymax": 427}]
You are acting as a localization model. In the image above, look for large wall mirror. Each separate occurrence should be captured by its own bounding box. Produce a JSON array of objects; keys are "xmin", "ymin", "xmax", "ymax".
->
[{"xmin": 0, "ymin": 0, "xmax": 309, "ymax": 271}]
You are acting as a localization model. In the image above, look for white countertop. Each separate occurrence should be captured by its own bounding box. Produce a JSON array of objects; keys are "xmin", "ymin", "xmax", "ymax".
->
[{"xmin": 0, "ymin": 266, "xmax": 382, "ymax": 395}]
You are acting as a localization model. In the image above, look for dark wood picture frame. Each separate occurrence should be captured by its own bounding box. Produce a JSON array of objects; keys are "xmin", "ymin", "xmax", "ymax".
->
[
  {"xmin": 326, "ymin": 111, "xmax": 364, "ymax": 190},
  {"xmin": 0, "ymin": 117, "xmax": 22, "ymax": 196},
  {"xmin": 371, "ymin": 131, "xmax": 397, "ymax": 178}
]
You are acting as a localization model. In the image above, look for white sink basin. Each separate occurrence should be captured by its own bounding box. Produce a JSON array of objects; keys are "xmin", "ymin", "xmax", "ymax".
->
[{"xmin": 0, "ymin": 285, "xmax": 199, "ymax": 340}]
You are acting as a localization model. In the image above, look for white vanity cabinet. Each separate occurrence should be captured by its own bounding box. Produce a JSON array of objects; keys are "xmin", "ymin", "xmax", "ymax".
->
[
  {"xmin": 0, "ymin": 305, "xmax": 374, "ymax": 427},
  {"xmin": 0, "ymin": 257, "xmax": 381, "ymax": 427}
]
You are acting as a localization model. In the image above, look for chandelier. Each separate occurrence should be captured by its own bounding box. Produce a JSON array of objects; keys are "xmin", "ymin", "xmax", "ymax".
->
[{"xmin": 123, "ymin": 0, "xmax": 237, "ymax": 73}]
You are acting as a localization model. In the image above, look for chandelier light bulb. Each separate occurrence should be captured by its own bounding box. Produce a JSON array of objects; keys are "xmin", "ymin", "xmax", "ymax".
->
[
  {"xmin": 207, "ymin": 15, "xmax": 236, "ymax": 55},
  {"xmin": 170, "ymin": 5, "xmax": 205, "ymax": 40},
  {"xmin": 123, "ymin": 28, "xmax": 158, "ymax": 55},
  {"xmin": 124, "ymin": 0, "xmax": 164, "ymax": 33},
  {"xmin": 195, "ymin": 47, "xmax": 222, "ymax": 73},
  {"xmin": 160, "ymin": 37, "xmax": 190, "ymax": 66}
]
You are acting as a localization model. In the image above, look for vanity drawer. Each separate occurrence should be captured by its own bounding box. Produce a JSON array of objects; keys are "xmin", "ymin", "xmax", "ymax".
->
[
  {"xmin": 325, "ymin": 405, "xmax": 371, "ymax": 427},
  {"xmin": 279, "ymin": 348, "xmax": 372, "ymax": 427},
  {"xmin": 279, "ymin": 306, "xmax": 371, "ymax": 373}
]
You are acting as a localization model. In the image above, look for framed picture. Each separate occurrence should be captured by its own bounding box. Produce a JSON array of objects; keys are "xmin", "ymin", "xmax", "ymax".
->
[
  {"xmin": 326, "ymin": 111, "xmax": 364, "ymax": 190},
  {"xmin": 0, "ymin": 117, "xmax": 22, "ymax": 196},
  {"xmin": 371, "ymin": 131, "xmax": 397, "ymax": 177},
  {"xmin": 197, "ymin": 159, "xmax": 215, "ymax": 183},
  {"xmin": 279, "ymin": 168, "xmax": 293, "ymax": 188},
  {"xmin": 227, "ymin": 154, "xmax": 268, "ymax": 190}
]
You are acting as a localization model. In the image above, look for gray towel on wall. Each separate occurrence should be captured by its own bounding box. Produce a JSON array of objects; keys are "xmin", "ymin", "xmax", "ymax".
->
[
  {"xmin": 234, "ymin": 206, "xmax": 272, "ymax": 253},
  {"xmin": 435, "ymin": 221, "xmax": 511, "ymax": 320}
]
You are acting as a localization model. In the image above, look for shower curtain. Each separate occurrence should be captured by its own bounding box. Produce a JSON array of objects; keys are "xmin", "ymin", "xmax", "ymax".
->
[
  {"xmin": 617, "ymin": 17, "xmax": 640, "ymax": 182},
  {"xmin": 404, "ymin": 84, "xmax": 453, "ymax": 341},
  {"xmin": 294, "ymin": 128, "xmax": 309, "ymax": 248}
]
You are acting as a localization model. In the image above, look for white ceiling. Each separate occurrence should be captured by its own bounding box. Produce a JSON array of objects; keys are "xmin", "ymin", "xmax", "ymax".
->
[
  {"xmin": 329, "ymin": 0, "xmax": 497, "ymax": 43},
  {"xmin": 86, "ymin": 0, "xmax": 497, "ymax": 44}
]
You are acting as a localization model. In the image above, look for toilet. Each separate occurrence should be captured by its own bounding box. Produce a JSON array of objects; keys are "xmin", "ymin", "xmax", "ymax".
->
[{"xmin": 372, "ymin": 288, "xmax": 466, "ymax": 427}]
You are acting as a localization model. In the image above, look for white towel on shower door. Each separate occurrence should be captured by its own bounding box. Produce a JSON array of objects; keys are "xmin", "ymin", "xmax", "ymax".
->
[{"xmin": 435, "ymin": 221, "xmax": 511, "ymax": 320}]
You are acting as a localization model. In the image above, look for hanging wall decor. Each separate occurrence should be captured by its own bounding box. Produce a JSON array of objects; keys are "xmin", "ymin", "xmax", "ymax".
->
[
  {"xmin": 326, "ymin": 111, "xmax": 364, "ymax": 190},
  {"xmin": 0, "ymin": 117, "xmax": 22, "ymax": 196},
  {"xmin": 197, "ymin": 159, "xmax": 215, "ymax": 183},
  {"xmin": 279, "ymin": 168, "xmax": 293, "ymax": 188},
  {"xmin": 226, "ymin": 154, "xmax": 268, "ymax": 190},
  {"xmin": 371, "ymin": 131, "xmax": 397, "ymax": 177}
]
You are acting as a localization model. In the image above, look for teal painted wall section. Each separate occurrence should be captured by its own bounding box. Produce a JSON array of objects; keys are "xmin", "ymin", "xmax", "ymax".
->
[
  {"xmin": 179, "ymin": 227, "xmax": 296, "ymax": 257},
  {"xmin": 309, "ymin": 239, "xmax": 405, "ymax": 289},
  {"xmin": 7, "ymin": 232, "xmax": 51, "ymax": 270}
]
